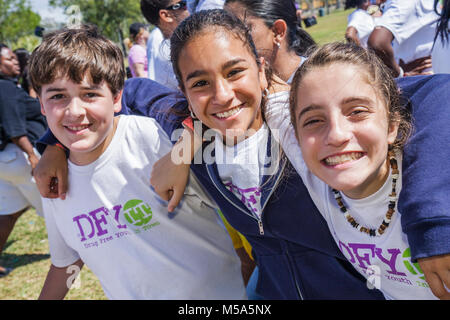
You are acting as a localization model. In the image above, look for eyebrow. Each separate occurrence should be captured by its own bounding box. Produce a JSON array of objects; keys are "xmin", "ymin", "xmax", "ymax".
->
[
  {"xmin": 341, "ymin": 96, "xmax": 373, "ymax": 105},
  {"xmin": 44, "ymin": 85, "xmax": 102, "ymax": 93},
  {"xmin": 185, "ymin": 58, "xmax": 247, "ymax": 82},
  {"xmin": 297, "ymin": 105, "xmax": 322, "ymax": 121},
  {"xmin": 297, "ymin": 96, "xmax": 374, "ymax": 121}
]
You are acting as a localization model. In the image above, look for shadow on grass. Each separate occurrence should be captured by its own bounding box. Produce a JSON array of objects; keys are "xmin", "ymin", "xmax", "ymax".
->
[
  {"xmin": 2, "ymin": 240, "xmax": 15, "ymax": 252},
  {"xmin": 0, "ymin": 253, "xmax": 50, "ymax": 269}
]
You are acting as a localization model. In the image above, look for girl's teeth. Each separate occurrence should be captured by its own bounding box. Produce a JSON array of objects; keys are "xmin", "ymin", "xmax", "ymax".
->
[
  {"xmin": 324, "ymin": 152, "xmax": 363, "ymax": 165},
  {"xmin": 216, "ymin": 107, "xmax": 240, "ymax": 119}
]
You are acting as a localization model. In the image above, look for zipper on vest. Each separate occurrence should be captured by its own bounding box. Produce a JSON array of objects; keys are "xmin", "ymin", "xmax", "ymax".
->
[{"xmin": 258, "ymin": 219, "xmax": 264, "ymax": 235}]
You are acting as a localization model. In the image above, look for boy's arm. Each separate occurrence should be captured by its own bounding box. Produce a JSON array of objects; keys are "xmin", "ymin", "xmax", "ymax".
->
[
  {"xmin": 39, "ymin": 259, "xmax": 84, "ymax": 300},
  {"xmin": 34, "ymin": 129, "xmax": 68, "ymax": 199}
]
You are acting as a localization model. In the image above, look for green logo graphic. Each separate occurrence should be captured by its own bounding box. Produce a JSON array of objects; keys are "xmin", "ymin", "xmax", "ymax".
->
[
  {"xmin": 402, "ymin": 248, "xmax": 425, "ymax": 280},
  {"xmin": 123, "ymin": 199, "xmax": 153, "ymax": 227}
]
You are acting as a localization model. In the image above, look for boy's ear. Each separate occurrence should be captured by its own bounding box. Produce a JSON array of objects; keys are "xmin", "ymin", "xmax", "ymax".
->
[
  {"xmin": 38, "ymin": 97, "xmax": 46, "ymax": 116},
  {"xmin": 271, "ymin": 19, "xmax": 288, "ymax": 46},
  {"xmin": 113, "ymin": 90, "xmax": 123, "ymax": 113}
]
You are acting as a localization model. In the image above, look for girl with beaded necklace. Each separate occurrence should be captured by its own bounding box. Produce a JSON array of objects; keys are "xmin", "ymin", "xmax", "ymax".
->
[{"xmin": 268, "ymin": 41, "xmax": 443, "ymax": 299}]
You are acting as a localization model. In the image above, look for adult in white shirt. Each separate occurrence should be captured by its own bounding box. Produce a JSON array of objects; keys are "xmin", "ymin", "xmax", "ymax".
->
[
  {"xmin": 345, "ymin": 0, "xmax": 376, "ymax": 48},
  {"xmin": 141, "ymin": 0, "xmax": 190, "ymax": 90},
  {"xmin": 187, "ymin": 0, "xmax": 225, "ymax": 12},
  {"xmin": 368, "ymin": 0, "xmax": 439, "ymax": 77}
]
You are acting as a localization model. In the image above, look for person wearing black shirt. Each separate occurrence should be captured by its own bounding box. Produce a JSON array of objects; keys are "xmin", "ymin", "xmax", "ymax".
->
[{"xmin": 0, "ymin": 43, "xmax": 47, "ymax": 277}]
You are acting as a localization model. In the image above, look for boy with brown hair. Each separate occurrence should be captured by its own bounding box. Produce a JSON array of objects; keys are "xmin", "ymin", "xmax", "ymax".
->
[{"xmin": 29, "ymin": 24, "xmax": 246, "ymax": 300}]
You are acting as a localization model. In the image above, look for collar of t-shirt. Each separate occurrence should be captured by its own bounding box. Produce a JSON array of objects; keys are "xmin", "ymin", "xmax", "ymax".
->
[
  {"xmin": 215, "ymin": 123, "xmax": 270, "ymax": 218},
  {"xmin": 287, "ymin": 56, "xmax": 307, "ymax": 84}
]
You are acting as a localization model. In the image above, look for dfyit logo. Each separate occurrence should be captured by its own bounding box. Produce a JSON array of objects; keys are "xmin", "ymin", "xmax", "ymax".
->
[
  {"xmin": 73, "ymin": 199, "xmax": 159, "ymax": 245},
  {"xmin": 402, "ymin": 248, "xmax": 425, "ymax": 280},
  {"xmin": 123, "ymin": 199, "xmax": 153, "ymax": 227}
]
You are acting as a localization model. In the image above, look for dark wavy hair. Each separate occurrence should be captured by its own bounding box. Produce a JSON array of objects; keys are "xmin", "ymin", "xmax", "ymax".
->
[
  {"xmin": 434, "ymin": 0, "xmax": 449, "ymax": 44},
  {"xmin": 170, "ymin": 9, "xmax": 270, "ymax": 92},
  {"xmin": 225, "ymin": 0, "xmax": 316, "ymax": 57},
  {"xmin": 344, "ymin": 0, "xmax": 369, "ymax": 10}
]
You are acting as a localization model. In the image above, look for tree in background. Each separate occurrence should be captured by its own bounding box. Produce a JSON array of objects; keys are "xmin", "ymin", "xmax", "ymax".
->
[
  {"xmin": 49, "ymin": 0, "xmax": 145, "ymax": 45},
  {"xmin": 0, "ymin": 0, "xmax": 41, "ymax": 46}
]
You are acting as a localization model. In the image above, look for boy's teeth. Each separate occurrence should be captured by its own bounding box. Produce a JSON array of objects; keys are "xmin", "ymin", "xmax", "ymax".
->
[
  {"xmin": 324, "ymin": 152, "xmax": 363, "ymax": 165},
  {"xmin": 67, "ymin": 125, "xmax": 89, "ymax": 131},
  {"xmin": 215, "ymin": 107, "xmax": 240, "ymax": 119}
]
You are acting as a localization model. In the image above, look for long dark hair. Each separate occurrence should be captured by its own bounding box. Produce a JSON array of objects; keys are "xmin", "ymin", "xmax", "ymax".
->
[
  {"xmin": 344, "ymin": 0, "xmax": 369, "ymax": 10},
  {"xmin": 170, "ymin": 9, "xmax": 269, "ymax": 92},
  {"xmin": 434, "ymin": 0, "xmax": 450, "ymax": 44},
  {"xmin": 170, "ymin": 9, "xmax": 286, "ymax": 177},
  {"xmin": 225, "ymin": 0, "xmax": 316, "ymax": 56}
]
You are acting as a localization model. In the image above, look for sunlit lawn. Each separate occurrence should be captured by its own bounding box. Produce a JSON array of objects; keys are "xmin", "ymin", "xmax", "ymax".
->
[
  {"xmin": 307, "ymin": 8, "xmax": 352, "ymax": 44},
  {"xmin": 0, "ymin": 209, "xmax": 105, "ymax": 300}
]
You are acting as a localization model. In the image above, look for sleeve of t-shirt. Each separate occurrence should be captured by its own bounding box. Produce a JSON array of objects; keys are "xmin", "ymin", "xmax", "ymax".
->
[
  {"xmin": 0, "ymin": 81, "xmax": 28, "ymax": 139},
  {"xmin": 397, "ymin": 74, "xmax": 450, "ymax": 261},
  {"xmin": 374, "ymin": 0, "xmax": 419, "ymax": 44},
  {"xmin": 264, "ymin": 91, "xmax": 305, "ymax": 175},
  {"xmin": 42, "ymin": 199, "xmax": 81, "ymax": 267},
  {"xmin": 347, "ymin": 10, "xmax": 363, "ymax": 28},
  {"xmin": 264, "ymin": 91, "xmax": 328, "ymax": 216}
]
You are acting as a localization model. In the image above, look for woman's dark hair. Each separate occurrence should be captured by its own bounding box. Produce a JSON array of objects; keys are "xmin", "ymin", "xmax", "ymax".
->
[
  {"xmin": 434, "ymin": 0, "xmax": 449, "ymax": 44},
  {"xmin": 13, "ymin": 48, "xmax": 31, "ymax": 93},
  {"xmin": 140, "ymin": 0, "xmax": 172, "ymax": 26},
  {"xmin": 344, "ymin": 0, "xmax": 369, "ymax": 9},
  {"xmin": 13, "ymin": 48, "xmax": 30, "ymax": 75},
  {"xmin": 225, "ymin": 0, "xmax": 315, "ymax": 56}
]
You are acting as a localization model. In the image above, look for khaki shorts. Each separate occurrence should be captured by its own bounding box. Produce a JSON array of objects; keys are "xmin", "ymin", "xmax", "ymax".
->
[{"xmin": 0, "ymin": 143, "xmax": 43, "ymax": 217}]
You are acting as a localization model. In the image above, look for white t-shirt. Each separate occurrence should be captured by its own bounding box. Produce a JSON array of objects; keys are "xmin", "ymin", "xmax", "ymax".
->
[
  {"xmin": 432, "ymin": 21, "xmax": 450, "ymax": 73},
  {"xmin": 264, "ymin": 91, "xmax": 437, "ymax": 300},
  {"xmin": 215, "ymin": 123, "xmax": 272, "ymax": 219},
  {"xmin": 375, "ymin": 0, "xmax": 438, "ymax": 67},
  {"xmin": 146, "ymin": 28, "xmax": 179, "ymax": 90},
  {"xmin": 347, "ymin": 8, "xmax": 376, "ymax": 48},
  {"xmin": 187, "ymin": 0, "xmax": 224, "ymax": 13},
  {"xmin": 42, "ymin": 115, "xmax": 246, "ymax": 300}
]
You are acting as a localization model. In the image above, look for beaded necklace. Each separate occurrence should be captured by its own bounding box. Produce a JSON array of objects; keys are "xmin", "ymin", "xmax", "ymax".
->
[{"xmin": 332, "ymin": 150, "xmax": 399, "ymax": 237}]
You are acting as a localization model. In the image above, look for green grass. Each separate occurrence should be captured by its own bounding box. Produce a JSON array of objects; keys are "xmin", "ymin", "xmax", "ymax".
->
[
  {"xmin": 306, "ymin": 8, "xmax": 352, "ymax": 45},
  {"xmin": 0, "ymin": 208, "xmax": 106, "ymax": 300}
]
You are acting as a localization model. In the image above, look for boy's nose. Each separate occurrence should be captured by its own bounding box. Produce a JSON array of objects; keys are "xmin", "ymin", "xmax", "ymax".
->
[{"xmin": 66, "ymin": 98, "xmax": 86, "ymax": 118}]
